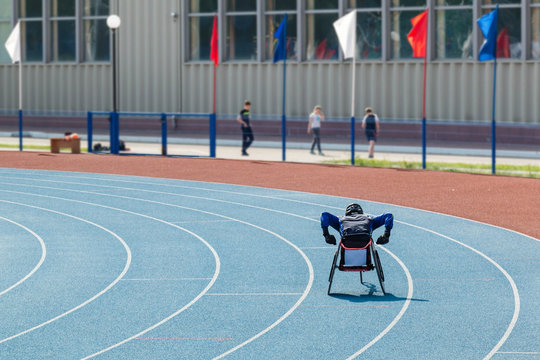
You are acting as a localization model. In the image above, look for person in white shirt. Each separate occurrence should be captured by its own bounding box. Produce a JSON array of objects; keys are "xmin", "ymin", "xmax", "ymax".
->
[{"xmin": 307, "ymin": 105, "xmax": 325, "ymax": 155}]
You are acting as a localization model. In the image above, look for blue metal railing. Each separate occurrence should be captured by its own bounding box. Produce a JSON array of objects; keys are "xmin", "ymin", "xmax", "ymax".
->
[{"xmin": 87, "ymin": 111, "xmax": 215, "ymax": 157}]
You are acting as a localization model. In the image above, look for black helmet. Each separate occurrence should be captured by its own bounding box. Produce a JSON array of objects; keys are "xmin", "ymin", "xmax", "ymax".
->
[{"xmin": 345, "ymin": 203, "xmax": 363, "ymax": 216}]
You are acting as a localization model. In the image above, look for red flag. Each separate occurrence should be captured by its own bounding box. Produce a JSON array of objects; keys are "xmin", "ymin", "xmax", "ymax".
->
[
  {"xmin": 407, "ymin": 10, "xmax": 428, "ymax": 58},
  {"xmin": 497, "ymin": 27, "xmax": 510, "ymax": 58},
  {"xmin": 210, "ymin": 15, "xmax": 218, "ymax": 66}
]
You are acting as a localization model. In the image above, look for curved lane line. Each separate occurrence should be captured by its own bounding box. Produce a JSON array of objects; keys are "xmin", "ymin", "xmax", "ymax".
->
[
  {"xmin": 0, "ymin": 216, "xmax": 47, "ymax": 297},
  {"xmin": 0, "ymin": 174, "xmax": 521, "ymax": 358},
  {"xmin": 0, "ymin": 200, "xmax": 132, "ymax": 344},
  {"xmin": 0, "ymin": 179, "xmax": 409, "ymax": 358},
  {"xmin": 43, "ymin": 177, "xmax": 519, "ymax": 360},
  {"xmin": 0, "ymin": 190, "xmax": 220, "ymax": 357},
  {"xmin": 0, "ymin": 186, "xmax": 311, "ymax": 359},
  {"xmin": 401, "ymin": 222, "xmax": 520, "ymax": 360}
]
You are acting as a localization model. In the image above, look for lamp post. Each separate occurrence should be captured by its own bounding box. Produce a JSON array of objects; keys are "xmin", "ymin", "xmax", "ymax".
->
[
  {"xmin": 107, "ymin": 14, "xmax": 121, "ymax": 153},
  {"xmin": 107, "ymin": 14, "xmax": 121, "ymax": 113}
]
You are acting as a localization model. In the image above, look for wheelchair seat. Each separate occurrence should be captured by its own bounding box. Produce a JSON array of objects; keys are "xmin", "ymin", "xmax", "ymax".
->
[{"xmin": 328, "ymin": 237, "xmax": 386, "ymax": 295}]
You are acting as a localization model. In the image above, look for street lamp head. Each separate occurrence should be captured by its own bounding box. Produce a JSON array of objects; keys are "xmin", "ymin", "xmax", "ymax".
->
[{"xmin": 107, "ymin": 15, "xmax": 121, "ymax": 29}]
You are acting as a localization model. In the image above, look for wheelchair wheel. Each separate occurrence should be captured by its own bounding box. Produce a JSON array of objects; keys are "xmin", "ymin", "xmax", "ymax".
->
[
  {"xmin": 328, "ymin": 248, "xmax": 339, "ymax": 295},
  {"xmin": 372, "ymin": 247, "xmax": 386, "ymax": 295}
]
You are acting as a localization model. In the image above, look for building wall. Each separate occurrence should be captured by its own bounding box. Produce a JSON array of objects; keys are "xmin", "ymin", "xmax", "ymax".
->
[
  {"xmin": 1, "ymin": 0, "xmax": 539, "ymax": 124},
  {"xmin": 185, "ymin": 60, "xmax": 540, "ymax": 124}
]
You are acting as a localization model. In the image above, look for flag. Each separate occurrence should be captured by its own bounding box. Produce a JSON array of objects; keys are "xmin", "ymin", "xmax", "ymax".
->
[
  {"xmin": 477, "ymin": 6, "xmax": 499, "ymax": 61},
  {"xmin": 496, "ymin": 27, "xmax": 509, "ymax": 58},
  {"xmin": 273, "ymin": 14, "xmax": 287, "ymax": 63},
  {"xmin": 333, "ymin": 11, "xmax": 356, "ymax": 59},
  {"xmin": 407, "ymin": 10, "xmax": 428, "ymax": 58},
  {"xmin": 5, "ymin": 21, "xmax": 21, "ymax": 64},
  {"xmin": 210, "ymin": 15, "xmax": 218, "ymax": 66}
]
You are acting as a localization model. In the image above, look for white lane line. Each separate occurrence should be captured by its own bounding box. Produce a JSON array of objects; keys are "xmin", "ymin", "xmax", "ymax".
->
[
  {"xmin": 497, "ymin": 352, "xmax": 540, "ymax": 354},
  {"xmin": 0, "ymin": 190, "xmax": 220, "ymax": 358},
  {"xmin": 0, "ymin": 178, "xmax": 411, "ymax": 357},
  {"xmin": 413, "ymin": 278, "xmax": 496, "ymax": 282},
  {"xmin": 0, "ymin": 177, "xmax": 411, "ymax": 358},
  {"xmin": 1, "ymin": 171, "xmax": 538, "ymax": 242},
  {"xmin": 0, "ymin": 200, "xmax": 132, "ymax": 344},
  {"xmin": 120, "ymin": 278, "xmax": 212, "ymax": 281},
  {"xmin": 206, "ymin": 293, "xmax": 303, "ymax": 296},
  {"xmin": 0, "ymin": 216, "xmax": 46, "ymax": 297},
  {"xmin": 78, "ymin": 178, "xmax": 519, "ymax": 360},
  {"xmin": 345, "ymin": 244, "xmax": 413, "ymax": 359},
  {"xmin": 402, "ymin": 222, "xmax": 520, "ymax": 360},
  {"xmin": 0, "ymin": 185, "xmax": 312, "ymax": 359},
  {"xmin": 0, "ymin": 170, "xmax": 529, "ymax": 358},
  {"xmin": 301, "ymin": 246, "xmax": 336, "ymax": 250}
]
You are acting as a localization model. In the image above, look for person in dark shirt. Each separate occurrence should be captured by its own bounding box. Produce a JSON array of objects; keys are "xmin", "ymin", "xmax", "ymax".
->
[
  {"xmin": 320, "ymin": 203, "xmax": 393, "ymax": 248},
  {"xmin": 361, "ymin": 107, "xmax": 380, "ymax": 159},
  {"xmin": 237, "ymin": 100, "xmax": 254, "ymax": 156}
]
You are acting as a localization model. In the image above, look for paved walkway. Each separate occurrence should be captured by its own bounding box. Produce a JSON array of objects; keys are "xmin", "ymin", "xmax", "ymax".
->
[{"xmin": 1, "ymin": 135, "xmax": 539, "ymax": 167}]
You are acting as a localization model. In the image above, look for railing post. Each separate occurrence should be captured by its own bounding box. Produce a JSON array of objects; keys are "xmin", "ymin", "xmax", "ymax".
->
[
  {"xmin": 87, "ymin": 111, "xmax": 93, "ymax": 153},
  {"xmin": 350, "ymin": 116, "xmax": 355, "ymax": 165},
  {"xmin": 18, "ymin": 109, "xmax": 23, "ymax": 151},
  {"xmin": 161, "ymin": 113, "xmax": 168, "ymax": 156},
  {"xmin": 210, "ymin": 113, "xmax": 216, "ymax": 158}
]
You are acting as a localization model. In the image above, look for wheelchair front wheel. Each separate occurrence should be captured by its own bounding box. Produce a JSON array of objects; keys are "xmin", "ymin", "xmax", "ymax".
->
[{"xmin": 372, "ymin": 247, "xmax": 386, "ymax": 295}]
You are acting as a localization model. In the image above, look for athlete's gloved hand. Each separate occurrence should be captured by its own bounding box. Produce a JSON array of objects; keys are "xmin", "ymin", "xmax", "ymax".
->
[
  {"xmin": 324, "ymin": 234, "xmax": 337, "ymax": 245},
  {"xmin": 376, "ymin": 230, "xmax": 390, "ymax": 245}
]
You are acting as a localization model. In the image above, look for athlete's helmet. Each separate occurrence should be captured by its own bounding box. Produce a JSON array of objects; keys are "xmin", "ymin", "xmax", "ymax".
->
[{"xmin": 345, "ymin": 203, "xmax": 363, "ymax": 216}]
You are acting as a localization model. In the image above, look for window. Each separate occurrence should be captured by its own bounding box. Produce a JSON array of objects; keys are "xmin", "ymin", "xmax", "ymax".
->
[
  {"xmin": 434, "ymin": 0, "xmax": 473, "ymax": 59},
  {"xmin": 19, "ymin": 0, "xmax": 43, "ymax": 61},
  {"xmin": 187, "ymin": 0, "xmax": 217, "ymax": 61},
  {"xmin": 264, "ymin": 1, "xmax": 297, "ymax": 61},
  {"xmin": 14, "ymin": 0, "xmax": 110, "ymax": 63},
  {"xmin": 226, "ymin": 0, "xmax": 257, "ymax": 60},
  {"xmin": 305, "ymin": 0, "xmax": 338, "ymax": 60},
  {"xmin": 481, "ymin": 2, "xmax": 521, "ymax": 59},
  {"xmin": 389, "ymin": 0, "xmax": 428, "ymax": 59},
  {"xmin": 50, "ymin": 0, "xmax": 77, "ymax": 61},
  {"xmin": 0, "ymin": 0, "xmax": 12, "ymax": 63},
  {"xmin": 532, "ymin": 2, "xmax": 540, "ymax": 59},
  {"xmin": 349, "ymin": 1, "xmax": 382, "ymax": 60},
  {"xmin": 83, "ymin": 0, "xmax": 110, "ymax": 61}
]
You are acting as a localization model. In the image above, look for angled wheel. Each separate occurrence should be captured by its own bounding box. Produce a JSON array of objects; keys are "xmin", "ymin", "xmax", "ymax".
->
[
  {"xmin": 328, "ymin": 248, "xmax": 339, "ymax": 295},
  {"xmin": 372, "ymin": 247, "xmax": 386, "ymax": 295}
]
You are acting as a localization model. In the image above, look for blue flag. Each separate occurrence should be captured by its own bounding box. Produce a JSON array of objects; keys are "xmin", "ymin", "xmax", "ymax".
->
[
  {"xmin": 477, "ymin": 6, "xmax": 499, "ymax": 61},
  {"xmin": 273, "ymin": 14, "xmax": 287, "ymax": 63}
]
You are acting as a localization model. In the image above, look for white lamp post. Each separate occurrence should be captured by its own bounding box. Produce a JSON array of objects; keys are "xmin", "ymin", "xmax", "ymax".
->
[{"xmin": 107, "ymin": 15, "xmax": 121, "ymax": 113}]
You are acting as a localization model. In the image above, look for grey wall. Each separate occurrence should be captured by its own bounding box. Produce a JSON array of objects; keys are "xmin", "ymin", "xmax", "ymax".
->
[{"xmin": 1, "ymin": 0, "xmax": 539, "ymax": 124}]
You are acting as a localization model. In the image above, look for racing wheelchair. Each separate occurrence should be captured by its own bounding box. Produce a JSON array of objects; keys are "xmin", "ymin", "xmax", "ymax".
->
[{"xmin": 328, "ymin": 236, "xmax": 386, "ymax": 295}]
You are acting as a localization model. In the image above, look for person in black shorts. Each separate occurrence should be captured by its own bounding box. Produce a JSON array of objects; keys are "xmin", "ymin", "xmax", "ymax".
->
[
  {"xmin": 361, "ymin": 107, "xmax": 380, "ymax": 159},
  {"xmin": 237, "ymin": 100, "xmax": 254, "ymax": 156}
]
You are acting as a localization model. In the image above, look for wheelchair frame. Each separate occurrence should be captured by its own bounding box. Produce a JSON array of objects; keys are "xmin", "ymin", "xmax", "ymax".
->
[{"xmin": 328, "ymin": 238, "xmax": 386, "ymax": 295}]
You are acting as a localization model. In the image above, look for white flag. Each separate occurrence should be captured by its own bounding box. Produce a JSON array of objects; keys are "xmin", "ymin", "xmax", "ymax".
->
[
  {"xmin": 333, "ymin": 11, "xmax": 356, "ymax": 59},
  {"xmin": 5, "ymin": 21, "xmax": 21, "ymax": 64}
]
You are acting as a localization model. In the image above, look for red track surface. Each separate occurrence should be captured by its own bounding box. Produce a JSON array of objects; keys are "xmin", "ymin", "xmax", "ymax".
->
[{"xmin": 2, "ymin": 151, "xmax": 539, "ymax": 240}]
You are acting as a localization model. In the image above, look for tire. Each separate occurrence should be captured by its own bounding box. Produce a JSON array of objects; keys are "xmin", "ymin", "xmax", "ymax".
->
[
  {"xmin": 328, "ymin": 248, "xmax": 339, "ymax": 295},
  {"xmin": 373, "ymin": 248, "xmax": 386, "ymax": 295}
]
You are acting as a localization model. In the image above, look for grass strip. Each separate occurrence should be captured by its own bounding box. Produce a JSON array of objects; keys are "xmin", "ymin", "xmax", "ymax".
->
[
  {"xmin": 326, "ymin": 158, "xmax": 540, "ymax": 178},
  {"xmin": 0, "ymin": 143, "xmax": 88, "ymax": 152}
]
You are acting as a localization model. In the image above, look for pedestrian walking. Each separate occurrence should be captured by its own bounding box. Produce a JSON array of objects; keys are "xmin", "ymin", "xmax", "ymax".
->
[
  {"xmin": 308, "ymin": 105, "xmax": 325, "ymax": 155},
  {"xmin": 237, "ymin": 100, "xmax": 254, "ymax": 156},
  {"xmin": 361, "ymin": 107, "xmax": 380, "ymax": 158}
]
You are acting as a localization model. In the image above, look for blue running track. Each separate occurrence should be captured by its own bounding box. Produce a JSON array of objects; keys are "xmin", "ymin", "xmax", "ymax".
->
[{"xmin": 0, "ymin": 169, "xmax": 538, "ymax": 359}]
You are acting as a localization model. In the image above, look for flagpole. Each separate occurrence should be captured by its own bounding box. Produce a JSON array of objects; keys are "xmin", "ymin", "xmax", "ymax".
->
[
  {"xmin": 350, "ymin": 12, "xmax": 357, "ymax": 166},
  {"xmin": 421, "ymin": 48, "xmax": 427, "ymax": 169},
  {"xmin": 18, "ymin": 32, "xmax": 23, "ymax": 152},
  {"xmin": 213, "ymin": 65, "xmax": 217, "ymax": 114},
  {"xmin": 281, "ymin": 55, "xmax": 286, "ymax": 162},
  {"xmin": 491, "ymin": 57, "xmax": 497, "ymax": 174}
]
